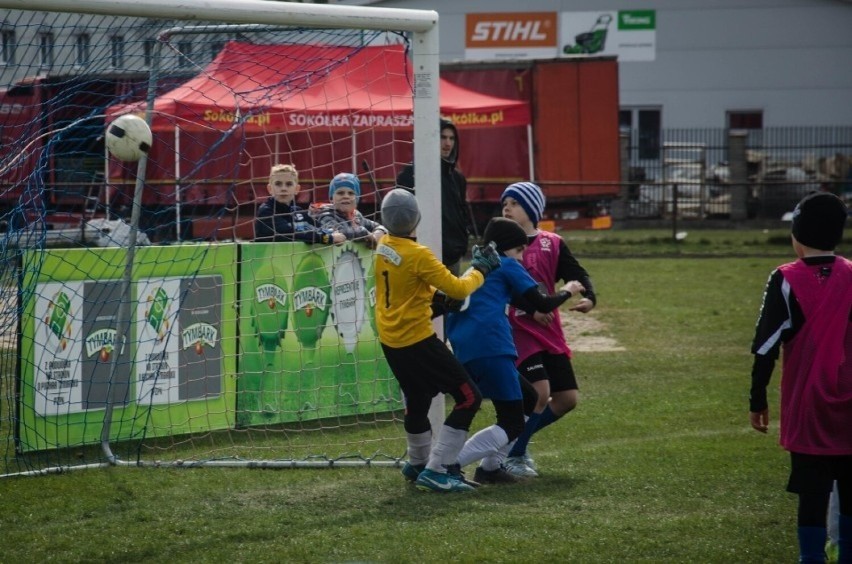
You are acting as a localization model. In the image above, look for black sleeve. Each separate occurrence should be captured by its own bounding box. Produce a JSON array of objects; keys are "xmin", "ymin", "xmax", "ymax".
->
[
  {"xmin": 748, "ymin": 268, "xmax": 790, "ymax": 412},
  {"xmin": 750, "ymin": 269, "xmax": 793, "ymax": 358},
  {"xmin": 254, "ymin": 202, "xmax": 275, "ymax": 242},
  {"xmin": 556, "ymin": 239, "xmax": 596, "ymax": 305},
  {"xmin": 290, "ymin": 226, "xmax": 331, "ymax": 245},
  {"xmin": 255, "ymin": 202, "xmax": 330, "ymax": 244},
  {"xmin": 749, "ymin": 354, "xmax": 776, "ymax": 412},
  {"xmin": 510, "ymin": 292, "xmax": 536, "ymax": 316},
  {"xmin": 519, "ymin": 286, "xmax": 572, "ymax": 313}
]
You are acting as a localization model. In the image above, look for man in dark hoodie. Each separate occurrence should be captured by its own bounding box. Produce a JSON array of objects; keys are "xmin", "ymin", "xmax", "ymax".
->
[{"xmin": 396, "ymin": 119, "xmax": 475, "ymax": 275}]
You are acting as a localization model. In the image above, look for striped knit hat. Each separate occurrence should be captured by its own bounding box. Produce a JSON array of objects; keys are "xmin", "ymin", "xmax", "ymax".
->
[{"xmin": 501, "ymin": 182, "xmax": 546, "ymax": 227}]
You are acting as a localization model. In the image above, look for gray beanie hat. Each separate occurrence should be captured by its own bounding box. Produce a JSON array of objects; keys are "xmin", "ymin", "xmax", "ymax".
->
[{"xmin": 381, "ymin": 188, "xmax": 421, "ymax": 236}]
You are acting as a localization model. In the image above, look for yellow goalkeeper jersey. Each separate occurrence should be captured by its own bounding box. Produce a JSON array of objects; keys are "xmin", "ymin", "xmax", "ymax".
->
[{"xmin": 374, "ymin": 234, "xmax": 484, "ymax": 348}]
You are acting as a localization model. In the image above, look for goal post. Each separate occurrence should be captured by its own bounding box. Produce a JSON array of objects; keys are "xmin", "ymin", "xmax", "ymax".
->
[{"xmin": 0, "ymin": 0, "xmax": 444, "ymax": 477}]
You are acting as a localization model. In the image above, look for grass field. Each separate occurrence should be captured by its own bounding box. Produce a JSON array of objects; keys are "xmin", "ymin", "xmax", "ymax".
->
[{"xmin": 1, "ymin": 227, "xmax": 845, "ymax": 563}]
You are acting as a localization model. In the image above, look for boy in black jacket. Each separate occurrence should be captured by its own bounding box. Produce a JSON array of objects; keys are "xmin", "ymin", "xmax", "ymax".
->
[{"xmin": 254, "ymin": 163, "xmax": 345, "ymax": 245}]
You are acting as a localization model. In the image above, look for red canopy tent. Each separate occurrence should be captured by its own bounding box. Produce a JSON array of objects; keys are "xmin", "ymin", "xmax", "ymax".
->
[
  {"xmin": 106, "ymin": 41, "xmax": 531, "ymax": 234},
  {"xmin": 113, "ymin": 41, "xmax": 530, "ymax": 132}
]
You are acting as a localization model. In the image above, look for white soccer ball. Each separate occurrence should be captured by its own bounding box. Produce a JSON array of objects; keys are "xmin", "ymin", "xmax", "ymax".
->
[{"xmin": 106, "ymin": 113, "xmax": 152, "ymax": 162}]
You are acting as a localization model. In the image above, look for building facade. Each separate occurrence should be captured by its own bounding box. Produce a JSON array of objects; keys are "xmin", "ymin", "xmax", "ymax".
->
[{"xmin": 337, "ymin": 0, "xmax": 852, "ymax": 130}]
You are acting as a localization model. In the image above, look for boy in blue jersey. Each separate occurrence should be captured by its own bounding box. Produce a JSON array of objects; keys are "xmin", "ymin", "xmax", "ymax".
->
[{"xmin": 445, "ymin": 217, "xmax": 584, "ymax": 484}]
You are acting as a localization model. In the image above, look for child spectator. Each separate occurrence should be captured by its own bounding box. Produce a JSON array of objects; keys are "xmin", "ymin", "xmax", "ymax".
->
[
  {"xmin": 313, "ymin": 172, "xmax": 386, "ymax": 247},
  {"xmin": 500, "ymin": 181, "xmax": 597, "ymax": 478},
  {"xmin": 254, "ymin": 163, "xmax": 345, "ymax": 245},
  {"xmin": 748, "ymin": 191, "xmax": 850, "ymax": 563},
  {"xmin": 446, "ymin": 217, "xmax": 584, "ymax": 484},
  {"xmin": 374, "ymin": 188, "xmax": 501, "ymax": 493}
]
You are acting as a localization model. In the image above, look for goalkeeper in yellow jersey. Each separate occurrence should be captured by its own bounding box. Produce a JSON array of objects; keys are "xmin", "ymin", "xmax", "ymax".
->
[{"xmin": 375, "ymin": 188, "xmax": 502, "ymax": 493}]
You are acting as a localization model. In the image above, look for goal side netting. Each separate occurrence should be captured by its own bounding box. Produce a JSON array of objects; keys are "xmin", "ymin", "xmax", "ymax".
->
[{"xmin": 0, "ymin": 1, "xmax": 442, "ymax": 477}]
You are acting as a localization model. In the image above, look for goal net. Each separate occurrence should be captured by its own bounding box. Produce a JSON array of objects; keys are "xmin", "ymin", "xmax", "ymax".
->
[{"xmin": 0, "ymin": 1, "xmax": 442, "ymax": 476}]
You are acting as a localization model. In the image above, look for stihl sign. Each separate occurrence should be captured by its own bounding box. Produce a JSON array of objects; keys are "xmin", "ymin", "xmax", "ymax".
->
[{"xmin": 466, "ymin": 13, "xmax": 558, "ymax": 48}]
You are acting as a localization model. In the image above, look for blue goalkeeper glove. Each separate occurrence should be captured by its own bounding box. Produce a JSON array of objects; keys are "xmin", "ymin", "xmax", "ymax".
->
[{"xmin": 470, "ymin": 241, "xmax": 501, "ymax": 276}]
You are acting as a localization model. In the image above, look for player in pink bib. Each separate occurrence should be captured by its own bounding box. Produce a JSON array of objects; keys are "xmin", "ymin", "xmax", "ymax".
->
[
  {"xmin": 500, "ymin": 182, "xmax": 597, "ymax": 477},
  {"xmin": 749, "ymin": 191, "xmax": 850, "ymax": 563}
]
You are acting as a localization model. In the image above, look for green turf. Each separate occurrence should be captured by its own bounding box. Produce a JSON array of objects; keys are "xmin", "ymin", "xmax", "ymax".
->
[{"xmin": 1, "ymin": 237, "xmax": 811, "ymax": 561}]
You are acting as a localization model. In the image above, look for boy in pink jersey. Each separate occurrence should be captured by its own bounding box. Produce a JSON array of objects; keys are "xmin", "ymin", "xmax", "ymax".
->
[
  {"xmin": 500, "ymin": 182, "xmax": 597, "ymax": 477},
  {"xmin": 749, "ymin": 191, "xmax": 850, "ymax": 563}
]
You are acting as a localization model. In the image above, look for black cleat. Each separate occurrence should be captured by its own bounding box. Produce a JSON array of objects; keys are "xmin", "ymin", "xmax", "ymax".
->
[{"xmin": 473, "ymin": 465, "xmax": 519, "ymax": 485}]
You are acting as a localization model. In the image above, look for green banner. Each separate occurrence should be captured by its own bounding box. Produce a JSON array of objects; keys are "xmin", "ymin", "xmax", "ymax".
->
[
  {"xmin": 18, "ymin": 241, "xmax": 398, "ymax": 451},
  {"xmin": 20, "ymin": 244, "xmax": 237, "ymax": 452},
  {"xmin": 618, "ymin": 10, "xmax": 656, "ymax": 31},
  {"xmin": 237, "ymin": 242, "xmax": 397, "ymax": 427}
]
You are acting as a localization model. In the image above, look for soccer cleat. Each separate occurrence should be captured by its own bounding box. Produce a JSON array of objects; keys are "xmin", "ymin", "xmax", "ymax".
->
[
  {"xmin": 522, "ymin": 453, "xmax": 538, "ymax": 471},
  {"xmin": 401, "ymin": 462, "xmax": 425, "ymax": 482},
  {"xmin": 473, "ymin": 465, "xmax": 518, "ymax": 485},
  {"xmin": 414, "ymin": 468, "xmax": 476, "ymax": 493},
  {"xmin": 504, "ymin": 455, "xmax": 539, "ymax": 478},
  {"xmin": 444, "ymin": 463, "xmax": 481, "ymax": 488}
]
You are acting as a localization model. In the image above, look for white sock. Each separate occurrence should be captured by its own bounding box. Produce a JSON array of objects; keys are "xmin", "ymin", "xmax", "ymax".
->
[
  {"xmin": 406, "ymin": 430, "xmax": 432, "ymax": 466},
  {"xmin": 426, "ymin": 425, "xmax": 468, "ymax": 472},
  {"xmin": 458, "ymin": 425, "xmax": 509, "ymax": 470},
  {"xmin": 482, "ymin": 438, "xmax": 515, "ymax": 471}
]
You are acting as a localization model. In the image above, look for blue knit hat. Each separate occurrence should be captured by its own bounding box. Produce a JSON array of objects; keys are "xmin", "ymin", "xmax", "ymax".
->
[
  {"xmin": 501, "ymin": 182, "xmax": 545, "ymax": 227},
  {"xmin": 329, "ymin": 172, "xmax": 361, "ymax": 201}
]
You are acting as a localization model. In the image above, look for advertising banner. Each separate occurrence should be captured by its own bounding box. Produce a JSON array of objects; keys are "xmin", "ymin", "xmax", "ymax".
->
[
  {"xmin": 18, "ymin": 241, "xmax": 398, "ymax": 452},
  {"xmin": 560, "ymin": 10, "xmax": 656, "ymax": 61},
  {"xmin": 237, "ymin": 242, "xmax": 397, "ymax": 427},
  {"xmin": 465, "ymin": 12, "xmax": 559, "ymax": 60},
  {"xmin": 20, "ymin": 244, "xmax": 237, "ymax": 452},
  {"xmin": 465, "ymin": 10, "xmax": 655, "ymax": 62}
]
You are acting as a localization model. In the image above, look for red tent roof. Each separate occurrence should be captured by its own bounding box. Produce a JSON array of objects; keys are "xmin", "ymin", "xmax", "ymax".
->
[{"xmin": 113, "ymin": 42, "xmax": 529, "ymax": 131}]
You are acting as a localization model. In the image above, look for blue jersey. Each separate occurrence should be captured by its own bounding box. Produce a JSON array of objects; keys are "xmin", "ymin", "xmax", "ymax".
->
[{"xmin": 446, "ymin": 256, "xmax": 537, "ymax": 364}]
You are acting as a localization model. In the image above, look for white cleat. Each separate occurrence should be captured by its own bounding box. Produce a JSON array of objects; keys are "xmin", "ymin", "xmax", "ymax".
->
[{"xmin": 504, "ymin": 455, "xmax": 539, "ymax": 478}]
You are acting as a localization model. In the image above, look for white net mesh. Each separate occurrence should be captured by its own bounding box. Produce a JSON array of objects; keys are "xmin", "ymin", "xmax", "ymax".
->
[{"xmin": 0, "ymin": 9, "xmax": 425, "ymax": 475}]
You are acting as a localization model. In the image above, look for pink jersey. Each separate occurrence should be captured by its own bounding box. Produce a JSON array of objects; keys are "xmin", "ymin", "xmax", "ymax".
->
[
  {"xmin": 778, "ymin": 256, "xmax": 852, "ymax": 455},
  {"xmin": 508, "ymin": 230, "xmax": 572, "ymax": 362}
]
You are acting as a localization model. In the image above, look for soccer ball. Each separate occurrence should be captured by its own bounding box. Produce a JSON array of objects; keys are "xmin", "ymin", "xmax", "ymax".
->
[{"xmin": 106, "ymin": 113, "xmax": 152, "ymax": 162}]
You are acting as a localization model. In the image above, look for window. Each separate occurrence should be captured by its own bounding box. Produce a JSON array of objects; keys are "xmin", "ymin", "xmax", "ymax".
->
[
  {"xmin": 76, "ymin": 34, "xmax": 91, "ymax": 66},
  {"xmin": 1, "ymin": 30, "xmax": 15, "ymax": 65},
  {"xmin": 110, "ymin": 35, "xmax": 124, "ymax": 68},
  {"xmin": 727, "ymin": 110, "xmax": 763, "ymax": 130},
  {"xmin": 143, "ymin": 39, "xmax": 155, "ymax": 68},
  {"xmin": 177, "ymin": 40, "xmax": 192, "ymax": 68},
  {"xmin": 40, "ymin": 32, "xmax": 55, "ymax": 68},
  {"xmin": 620, "ymin": 107, "xmax": 662, "ymax": 160}
]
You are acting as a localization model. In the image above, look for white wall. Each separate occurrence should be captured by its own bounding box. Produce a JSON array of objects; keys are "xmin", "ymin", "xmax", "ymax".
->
[{"xmin": 339, "ymin": 0, "xmax": 852, "ymax": 127}]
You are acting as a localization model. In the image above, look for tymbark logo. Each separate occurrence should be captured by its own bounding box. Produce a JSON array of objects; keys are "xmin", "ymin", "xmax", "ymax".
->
[{"xmin": 466, "ymin": 13, "xmax": 557, "ymax": 48}]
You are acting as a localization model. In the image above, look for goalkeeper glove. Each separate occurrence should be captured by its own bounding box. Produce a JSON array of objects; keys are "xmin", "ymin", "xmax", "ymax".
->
[
  {"xmin": 470, "ymin": 241, "xmax": 501, "ymax": 276},
  {"xmin": 430, "ymin": 291, "xmax": 466, "ymax": 318}
]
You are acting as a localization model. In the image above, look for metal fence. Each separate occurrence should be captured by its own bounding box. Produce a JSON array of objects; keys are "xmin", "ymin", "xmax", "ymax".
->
[{"xmin": 619, "ymin": 126, "xmax": 852, "ymax": 221}]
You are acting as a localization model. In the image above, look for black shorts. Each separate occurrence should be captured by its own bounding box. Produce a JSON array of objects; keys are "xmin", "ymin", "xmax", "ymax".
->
[
  {"xmin": 381, "ymin": 334, "xmax": 472, "ymax": 399},
  {"xmin": 787, "ymin": 452, "xmax": 852, "ymax": 494},
  {"xmin": 517, "ymin": 352, "xmax": 578, "ymax": 393}
]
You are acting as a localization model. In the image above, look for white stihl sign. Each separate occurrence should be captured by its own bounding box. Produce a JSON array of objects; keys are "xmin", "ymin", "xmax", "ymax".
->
[
  {"xmin": 466, "ymin": 12, "xmax": 558, "ymax": 60},
  {"xmin": 467, "ymin": 13, "xmax": 557, "ymax": 47}
]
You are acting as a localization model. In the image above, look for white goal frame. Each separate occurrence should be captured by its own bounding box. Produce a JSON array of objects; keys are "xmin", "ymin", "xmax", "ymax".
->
[{"xmin": 0, "ymin": 0, "xmax": 445, "ymax": 473}]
